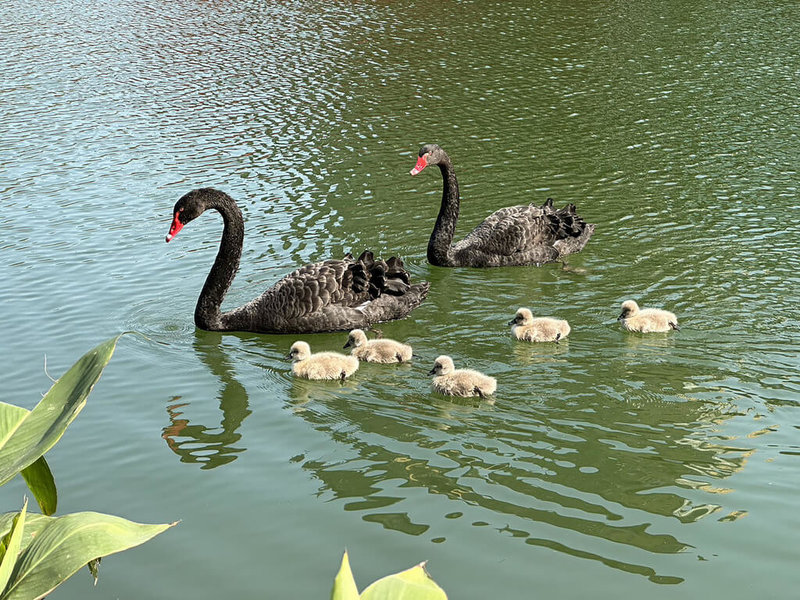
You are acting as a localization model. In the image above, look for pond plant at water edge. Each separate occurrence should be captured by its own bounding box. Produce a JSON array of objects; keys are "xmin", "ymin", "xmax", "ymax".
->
[
  {"xmin": 330, "ymin": 550, "xmax": 448, "ymax": 600},
  {"xmin": 0, "ymin": 335, "xmax": 175, "ymax": 600}
]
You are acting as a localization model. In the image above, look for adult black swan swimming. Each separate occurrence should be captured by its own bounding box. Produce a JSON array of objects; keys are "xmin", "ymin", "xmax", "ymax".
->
[
  {"xmin": 410, "ymin": 144, "xmax": 595, "ymax": 267},
  {"xmin": 165, "ymin": 188, "xmax": 430, "ymax": 334}
]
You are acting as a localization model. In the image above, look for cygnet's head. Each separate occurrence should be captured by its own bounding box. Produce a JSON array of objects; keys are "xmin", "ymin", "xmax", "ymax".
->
[
  {"xmin": 344, "ymin": 329, "xmax": 368, "ymax": 349},
  {"xmin": 508, "ymin": 307, "xmax": 533, "ymax": 326},
  {"xmin": 429, "ymin": 355, "xmax": 455, "ymax": 376},
  {"xmin": 618, "ymin": 300, "xmax": 640, "ymax": 320},
  {"xmin": 287, "ymin": 341, "xmax": 311, "ymax": 361}
]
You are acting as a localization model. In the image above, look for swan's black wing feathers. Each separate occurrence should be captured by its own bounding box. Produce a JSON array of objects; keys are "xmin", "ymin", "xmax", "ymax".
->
[{"xmin": 247, "ymin": 252, "xmax": 427, "ymax": 332}]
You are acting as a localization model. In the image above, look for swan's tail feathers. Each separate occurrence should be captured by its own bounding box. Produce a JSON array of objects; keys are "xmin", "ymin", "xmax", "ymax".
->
[
  {"xmin": 385, "ymin": 256, "xmax": 411, "ymax": 286},
  {"xmin": 554, "ymin": 221, "xmax": 595, "ymax": 256},
  {"xmin": 543, "ymin": 197, "xmax": 554, "ymax": 210},
  {"xmin": 368, "ymin": 262, "xmax": 388, "ymax": 298},
  {"xmin": 357, "ymin": 250, "xmax": 375, "ymax": 268},
  {"xmin": 546, "ymin": 202, "xmax": 595, "ymax": 257},
  {"xmin": 349, "ymin": 261, "xmax": 370, "ymax": 294},
  {"xmin": 347, "ymin": 250, "xmax": 419, "ymax": 298},
  {"xmin": 376, "ymin": 257, "xmax": 409, "ymax": 296},
  {"xmin": 360, "ymin": 280, "xmax": 430, "ymax": 324}
]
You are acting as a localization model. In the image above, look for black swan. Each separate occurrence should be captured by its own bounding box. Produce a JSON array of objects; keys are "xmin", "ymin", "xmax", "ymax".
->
[
  {"xmin": 165, "ymin": 188, "xmax": 430, "ymax": 334},
  {"xmin": 410, "ymin": 144, "xmax": 595, "ymax": 267}
]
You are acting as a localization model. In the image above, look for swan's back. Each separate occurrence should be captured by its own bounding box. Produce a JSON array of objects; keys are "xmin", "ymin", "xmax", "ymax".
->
[
  {"xmin": 228, "ymin": 252, "xmax": 429, "ymax": 333},
  {"xmin": 454, "ymin": 199, "xmax": 594, "ymax": 267}
]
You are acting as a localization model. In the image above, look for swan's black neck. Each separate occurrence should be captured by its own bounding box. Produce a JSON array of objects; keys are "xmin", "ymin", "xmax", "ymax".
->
[
  {"xmin": 428, "ymin": 157, "xmax": 459, "ymax": 267},
  {"xmin": 194, "ymin": 191, "xmax": 245, "ymax": 330}
]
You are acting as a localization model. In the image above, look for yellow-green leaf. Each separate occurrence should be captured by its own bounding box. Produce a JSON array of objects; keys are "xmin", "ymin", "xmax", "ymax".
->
[
  {"xmin": 0, "ymin": 511, "xmax": 175, "ymax": 600},
  {"xmin": 330, "ymin": 550, "xmax": 359, "ymax": 600},
  {"xmin": 360, "ymin": 562, "xmax": 447, "ymax": 600},
  {"xmin": 0, "ymin": 500, "xmax": 27, "ymax": 594}
]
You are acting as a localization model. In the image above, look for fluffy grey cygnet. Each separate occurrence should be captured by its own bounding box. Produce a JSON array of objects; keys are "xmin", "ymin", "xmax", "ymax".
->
[
  {"xmin": 618, "ymin": 300, "xmax": 679, "ymax": 333},
  {"xmin": 344, "ymin": 329, "xmax": 413, "ymax": 363},
  {"xmin": 429, "ymin": 355, "xmax": 497, "ymax": 398},
  {"xmin": 509, "ymin": 307, "xmax": 570, "ymax": 343},
  {"xmin": 288, "ymin": 341, "xmax": 359, "ymax": 380}
]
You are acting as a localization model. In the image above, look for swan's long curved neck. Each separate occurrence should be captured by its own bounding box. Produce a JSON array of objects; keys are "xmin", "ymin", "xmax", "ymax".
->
[
  {"xmin": 428, "ymin": 159, "xmax": 460, "ymax": 266},
  {"xmin": 194, "ymin": 193, "xmax": 245, "ymax": 331}
]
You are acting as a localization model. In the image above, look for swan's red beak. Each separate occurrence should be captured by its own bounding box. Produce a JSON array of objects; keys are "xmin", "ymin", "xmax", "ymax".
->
[
  {"xmin": 410, "ymin": 155, "xmax": 428, "ymax": 176},
  {"xmin": 165, "ymin": 212, "xmax": 184, "ymax": 243}
]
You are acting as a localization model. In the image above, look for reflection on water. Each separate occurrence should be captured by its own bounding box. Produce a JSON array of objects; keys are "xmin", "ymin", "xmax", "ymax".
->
[
  {"xmin": 284, "ymin": 376, "xmax": 750, "ymax": 583},
  {"xmin": 161, "ymin": 334, "xmax": 251, "ymax": 469}
]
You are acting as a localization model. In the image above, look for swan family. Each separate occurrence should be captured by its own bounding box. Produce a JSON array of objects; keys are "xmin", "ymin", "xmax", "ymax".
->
[{"xmin": 166, "ymin": 144, "xmax": 678, "ymax": 397}]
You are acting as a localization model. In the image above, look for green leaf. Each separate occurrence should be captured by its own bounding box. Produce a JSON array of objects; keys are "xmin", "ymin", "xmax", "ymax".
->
[
  {"xmin": 0, "ymin": 500, "xmax": 27, "ymax": 594},
  {"xmin": 20, "ymin": 458, "xmax": 57, "ymax": 516},
  {"xmin": 360, "ymin": 562, "xmax": 447, "ymax": 600},
  {"xmin": 0, "ymin": 405, "xmax": 28, "ymax": 453},
  {"xmin": 0, "ymin": 511, "xmax": 175, "ymax": 600},
  {"xmin": 0, "ymin": 335, "xmax": 122, "ymax": 487},
  {"xmin": 330, "ymin": 550, "xmax": 360, "ymax": 600}
]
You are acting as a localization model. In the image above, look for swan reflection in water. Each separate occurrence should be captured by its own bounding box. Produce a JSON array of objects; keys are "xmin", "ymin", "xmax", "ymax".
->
[{"xmin": 162, "ymin": 333, "xmax": 252, "ymax": 469}]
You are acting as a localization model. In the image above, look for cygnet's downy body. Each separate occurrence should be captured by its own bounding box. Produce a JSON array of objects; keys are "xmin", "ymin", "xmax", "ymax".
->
[
  {"xmin": 344, "ymin": 329, "xmax": 413, "ymax": 363},
  {"xmin": 508, "ymin": 307, "xmax": 570, "ymax": 343},
  {"xmin": 288, "ymin": 341, "xmax": 359, "ymax": 380},
  {"xmin": 429, "ymin": 355, "xmax": 496, "ymax": 398},
  {"xmin": 618, "ymin": 300, "xmax": 679, "ymax": 333}
]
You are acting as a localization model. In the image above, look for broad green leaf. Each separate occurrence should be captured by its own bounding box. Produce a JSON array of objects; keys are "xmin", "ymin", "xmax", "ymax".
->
[
  {"xmin": 0, "ymin": 513, "xmax": 61, "ymax": 557},
  {"xmin": 330, "ymin": 550, "xmax": 360, "ymax": 600},
  {"xmin": 20, "ymin": 458, "xmax": 57, "ymax": 516},
  {"xmin": 0, "ymin": 335, "xmax": 122, "ymax": 487},
  {"xmin": 0, "ymin": 500, "xmax": 27, "ymax": 594},
  {"xmin": 0, "ymin": 513, "xmax": 48, "ymax": 544},
  {"xmin": 0, "ymin": 511, "xmax": 174, "ymax": 600},
  {"xmin": 360, "ymin": 562, "xmax": 447, "ymax": 600},
  {"xmin": 0, "ymin": 405, "xmax": 28, "ymax": 453}
]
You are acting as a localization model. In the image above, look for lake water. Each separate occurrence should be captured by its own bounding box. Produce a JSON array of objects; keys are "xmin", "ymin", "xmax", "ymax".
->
[{"xmin": 2, "ymin": 0, "xmax": 799, "ymax": 598}]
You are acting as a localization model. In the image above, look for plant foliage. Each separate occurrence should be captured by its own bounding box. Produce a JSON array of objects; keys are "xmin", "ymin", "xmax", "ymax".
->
[
  {"xmin": 331, "ymin": 551, "xmax": 447, "ymax": 600},
  {"xmin": 0, "ymin": 335, "xmax": 174, "ymax": 599}
]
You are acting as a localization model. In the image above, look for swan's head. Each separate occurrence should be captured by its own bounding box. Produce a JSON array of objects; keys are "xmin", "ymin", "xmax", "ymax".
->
[
  {"xmin": 166, "ymin": 188, "xmax": 222, "ymax": 242},
  {"xmin": 429, "ymin": 355, "xmax": 455, "ymax": 376},
  {"xmin": 344, "ymin": 329, "xmax": 368, "ymax": 349},
  {"xmin": 508, "ymin": 307, "xmax": 533, "ymax": 326},
  {"xmin": 287, "ymin": 341, "xmax": 311, "ymax": 362},
  {"xmin": 619, "ymin": 300, "xmax": 640, "ymax": 320},
  {"xmin": 410, "ymin": 144, "xmax": 447, "ymax": 176}
]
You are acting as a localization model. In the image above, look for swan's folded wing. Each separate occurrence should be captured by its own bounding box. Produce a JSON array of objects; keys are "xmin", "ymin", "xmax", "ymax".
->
[
  {"xmin": 460, "ymin": 205, "xmax": 555, "ymax": 257},
  {"xmin": 267, "ymin": 260, "xmax": 370, "ymax": 320}
]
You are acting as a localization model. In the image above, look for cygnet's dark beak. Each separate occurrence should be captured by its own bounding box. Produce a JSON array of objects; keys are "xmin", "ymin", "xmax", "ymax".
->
[
  {"xmin": 617, "ymin": 313, "xmax": 625, "ymax": 321},
  {"xmin": 428, "ymin": 368, "xmax": 437, "ymax": 375},
  {"xmin": 343, "ymin": 341, "xmax": 352, "ymax": 349},
  {"xmin": 507, "ymin": 318, "xmax": 516, "ymax": 326},
  {"xmin": 285, "ymin": 352, "xmax": 293, "ymax": 360}
]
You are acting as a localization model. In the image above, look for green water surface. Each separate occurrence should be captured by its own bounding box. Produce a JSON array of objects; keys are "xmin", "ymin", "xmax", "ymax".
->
[{"xmin": 1, "ymin": 1, "xmax": 799, "ymax": 598}]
